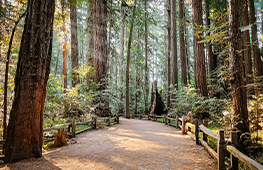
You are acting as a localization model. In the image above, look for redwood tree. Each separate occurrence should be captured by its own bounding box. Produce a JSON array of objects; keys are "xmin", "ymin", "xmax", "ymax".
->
[
  {"xmin": 192, "ymin": 0, "xmax": 208, "ymax": 97},
  {"xmin": 166, "ymin": 0, "xmax": 171, "ymax": 107},
  {"xmin": 62, "ymin": 0, "xmax": 67, "ymax": 89},
  {"xmin": 86, "ymin": 0, "xmax": 94, "ymax": 84},
  {"xmin": 229, "ymin": 0, "xmax": 249, "ymax": 133},
  {"xmin": 5, "ymin": 0, "xmax": 55, "ymax": 163},
  {"xmin": 171, "ymin": 0, "xmax": 178, "ymax": 89},
  {"xmin": 126, "ymin": 0, "xmax": 137, "ymax": 119},
  {"xmin": 70, "ymin": 0, "xmax": 79, "ymax": 87},
  {"xmin": 93, "ymin": 0, "xmax": 107, "ymax": 90},
  {"xmin": 242, "ymin": 0, "xmax": 252, "ymax": 84},
  {"xmin": 144, "ymin": 0, "xmax": 149, "ymax": 114},
  {"xmin": 249, "ymin": 0, "xmax": 262, "ymax": 77},
  {"xmin": 179, "ymin": 0, "xmax": 187, "ymax": 86}
]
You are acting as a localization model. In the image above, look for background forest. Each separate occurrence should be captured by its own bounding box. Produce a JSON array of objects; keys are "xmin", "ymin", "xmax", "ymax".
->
[{"xmin": 0, "ymin": 0, "xmax": 263, "ymax": 166}]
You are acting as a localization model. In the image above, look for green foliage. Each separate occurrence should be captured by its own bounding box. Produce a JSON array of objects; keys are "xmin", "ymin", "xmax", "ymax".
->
[{"xmin": 169, "ymin": 86, "xmax": 226, "ymax": 122}]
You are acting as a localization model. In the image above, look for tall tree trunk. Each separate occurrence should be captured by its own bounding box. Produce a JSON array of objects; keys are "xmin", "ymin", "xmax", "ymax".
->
[
  {"xmin": 205, "ymin": 0, "xmax": 214, "ymax": 75},
  {"xmin": 107, "ymin": 0, "xmax": 113, "ymax": 74},
  {"xmin": 192, "ymin": 0, "xmax": 208, "ymax": 97},
  {"xmin": 144, "ymin": 0, "xmax": 149, "ymax": 114},
  {"xmin": 119, "ymin": 3, "xmax": 125, "ymax": 113},
  {"xmin": 243, "ymin": 0, "xmax": 253, "ymax": 84},
  {"xmin": 135, "ymin": 27, "xmax": 140, "ymax": 115},
  {"xmin": 249, "ymin": 0, "xmax": 262, "ymax": 77},
  {"xmin": 54, "ymin": 45, "xmax": 60, "ymax": 77},
  {"xmin": 126, "ymin": 0, "xmax": 137, "ymax": 119},
  {"xmin": 86, "ymin": 0, "xmax": 94, "ymax": 84},
  {"xmin": 93, "ymin": 0, "xmax": 107, "ymax": 90},
  {"xmin": 5, "ymin": 0, "xmax": 55, "ymax": 163},
  {"xmin": 70, "ymin": 1, "xmax": 79, "ymax": 87},
  {"xmin": 229, "ymin": 0, "xmax": 249, "ymax": 133},
  {"xmin": 179, "ymin": 0, "xmax": 187, "ymax": 86},
  {"xmin": 62, "ymin": 1, "xmax": 67, "ymax": 90},
  {"xmin": 171, "ymin": 0, "xmax": 178, "ymax": 89},
  {"xmin": 185, "ymin": 18, "xmax": 191, "ymax": 84},
  {"xmin": 166, "ymin": 0, "xmax": 171, "ymax": 108}
]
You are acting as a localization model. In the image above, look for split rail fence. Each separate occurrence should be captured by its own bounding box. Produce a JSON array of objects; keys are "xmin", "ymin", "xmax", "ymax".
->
[{"xmin": 132, "ymin": 114, "xmax": 263, "ymax": 170}]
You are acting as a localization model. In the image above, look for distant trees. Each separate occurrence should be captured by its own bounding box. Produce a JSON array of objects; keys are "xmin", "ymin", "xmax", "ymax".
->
[
  {"xmin": 62, "ymin": 0, "xmax": 67, "ymax": 90},
  {"xmin": 171, "ymin": 0, "xmax": 178, "ymax": 89},
  {"xmin": 5, "ymin": 0, "xmax": 55, "ymax": 163}
]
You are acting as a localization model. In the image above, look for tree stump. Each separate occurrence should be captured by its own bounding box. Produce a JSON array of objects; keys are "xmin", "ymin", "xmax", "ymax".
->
[
  {"xmin": 54, "ymin": 129, "xmax": 68, "ymax": 147},
  {"xmin": 149, "ymin": 80, "xmax": 168, "ymax": 115}
]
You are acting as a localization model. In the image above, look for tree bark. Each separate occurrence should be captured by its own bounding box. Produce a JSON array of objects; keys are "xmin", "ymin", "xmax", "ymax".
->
[
  {"xmin": 166, "ymin": 0, "xmax": 171, "ymax": 108},
  {"xmin": 242, "ymin": 0, "xmax": 253, "ymax": 84},
  {"xmin": 192, "ymin": 0, "xmax": 208, "ymax": 97},
  {"xmin": 229, "ymin": 0, "xmax": 249, "ymax": 133},
  {"xmin": 249, "ymin": 0, "xmax": 262, "ymax": 77},
  {"xmin": 107, "ymin": 0, "xmax": 113, "ymax": 74},
  {"xmin": 119, "ymin": 3, "xmax": 125, "ymax": 113},
  {"xmin": 5, "ymin": 0, "xmax": 55, "ymax": 163},
  {"xmin": 179, "ymin": 0, "xmax": 187, "ymax": 86},
  {"xmin": 86, "ymin": 0, "xmax": 94, "ymax": 84},
  {"xmin": 171, "ymin": 0, "xmax": 178, "ymax": 89},
  {"xmin": 54, "ymin": 45, "xmax": 60, "ymax": 77},
  {"xmin": 70, "ymin": 1, "xmax": 79, "ymax": 87},
  {"xmin": 144, "ymin": 0, "xmax": 149, "ymax": 114},
  {"xmin": 62, "ymin": 1, "xmax": 67, "ymax": 90},
  {"xmin": 93, "ymin": 0, "xmax": 107, "ymax": 90},
  {"xmin": 126, "ymin": 0, "xmax": 137, "ymax": 119}
]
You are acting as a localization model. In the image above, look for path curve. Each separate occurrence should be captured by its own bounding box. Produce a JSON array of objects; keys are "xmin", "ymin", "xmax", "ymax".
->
[{"xmin": 2, "ymin": 118, "xmax": 217, "ymax": 170}]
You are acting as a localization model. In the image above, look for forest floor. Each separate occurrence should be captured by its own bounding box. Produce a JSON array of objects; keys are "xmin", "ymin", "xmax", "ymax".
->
[{"xmin": 1, "ymin": 118, "xmax": 217, "ymax": 170}]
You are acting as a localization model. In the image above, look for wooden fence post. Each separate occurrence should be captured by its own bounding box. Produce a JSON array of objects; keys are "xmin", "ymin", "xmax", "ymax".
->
[
  {"xmin": 108, "ymin": 117, "xmax": 111, "ymax": 126},
  {"xmin": 182, "ymin": 116, "xmax": 186, "ymax": 134},
  {"xmin": 139, "ymin": 114, "xmax": 142, "ymax": 119},
  {"xmin": 72, "ymin": 119, "xmax": 76, "ymax": 138},
  {"xmin": 117, "ymin": 115, "xmax": 119, "ymax": 124},
  {"xmin": 203, "ymin": 120, "xmax": 208, "ymax": 142},
  {"xmin": 94, "ymin": 116, "xmax": 97, "ymax": 129},
  {"xmin": 176, "ymin": 116, "xmax": 179, "ymax": 129},
  {"xmin": 231, "ymin": 131, "xmax": 238, "ymax": 170},
  {"xmin": 163, "ymin": 115, "xmax": 165, "ymax": 123},
  {"xmin": 153, "ymin": 114, "xmax": 156, "ymax": 121},
  {"xmin": 195, "ymin": 119, "xmax": 199, "ymax": 145},
  {"xmin": 148, "ymin": 114, "xmax": 150, "ymax": 120},
  {"xmin": 218, "ymin": 130, "xmax": 225, "ymax": 170}
]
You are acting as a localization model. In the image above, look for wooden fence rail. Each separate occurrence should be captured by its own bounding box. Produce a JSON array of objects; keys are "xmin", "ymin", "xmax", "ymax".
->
[{"xmin": 132, "ymin": 114, "xmax": 263, "ymax": 170}]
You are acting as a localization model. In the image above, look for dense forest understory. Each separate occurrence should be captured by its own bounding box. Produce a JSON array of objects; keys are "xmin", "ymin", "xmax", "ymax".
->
[{"xmin": 0, "ymin": 0, "xmax": 263, "ymax": 169}]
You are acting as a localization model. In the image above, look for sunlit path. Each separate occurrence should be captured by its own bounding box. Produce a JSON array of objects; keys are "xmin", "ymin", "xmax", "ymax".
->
[{"xmin": 3, "ymin": 118, "xmax": 217, "ymax": 170}]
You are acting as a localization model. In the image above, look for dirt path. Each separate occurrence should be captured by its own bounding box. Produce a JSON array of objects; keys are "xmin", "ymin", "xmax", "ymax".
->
[{"xmin": 1, "ymin": 118, "xmax": 217, "ymax": 170}]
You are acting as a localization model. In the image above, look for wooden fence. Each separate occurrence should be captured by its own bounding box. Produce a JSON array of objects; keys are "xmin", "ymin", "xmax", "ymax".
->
[
  {"xmin": 0, "ymin": 115, "xmax": 119, "ymax": 159},
  {"xmin": 133, "ymin": 114, "xmax": 263, "ymax": 170},
  {"xmin": 44, "ymin": 115, "xmax": 119, "ymax": 138}
]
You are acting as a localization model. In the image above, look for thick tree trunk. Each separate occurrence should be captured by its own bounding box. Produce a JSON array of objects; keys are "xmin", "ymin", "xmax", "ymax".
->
[
  {"xmin": 166, "ymin": 0, "xmax": 171, "ymax": 108},
  {"xmin": 93, "ymin": 0, "xmax": 107, "ymax": 90},
  {"xmin": 119, "ymin": 3, "xmax": 125, "ymax": 113},
  {"xmin": 62, "ymin": 1, "xmax": 67, "ymax": 90},
  {"xmin": 229, "ymin": 0, "xmax": 249, "ymax": 133},
  {"xmin": 242, "ymin": 0, "xmax": 253, "ymax": 84},
  {"xmin": 205, "ymin": 0, "xmax": 214, "ymax": 75},
  {"xmin": 135, "ymin": 29, "xmax": 140, "ymax": 115},
  {"xmin": 192, "ymin": 0, "xmax": 208, "ymax": 97},
  {"xmin": 149, "ymin": 81, "xmax": 168, "ymax": 116},
  {"xmin": 249, "ymin": 0, "xmax": 262, "ymax": 77},
  {"xmin": 5, "ymin": 0, "xmax": 55, "ymax": 163},
  {"xmin": 126, "ymin": 0, "xmax": 137, "ymax": 119},
  {"xmin": 179, "ymin": 0, "xmax": 187, "ymax": 86},
  {"xmin": 70, "ymin": 1, "xmax": 79, "ymax": 87},
  {"xmin": 144, "ymin": 0, "xmax": 149, "ymax": 114},
  {"xmin": 86, "ymin": 0, "xmax": 94, "ymax": 84},
  {"xmin": 185, "ymin": 23, "xmax": 191, "ymax": 84},
  {"xmin": 171, "ymin": 0, "xmax": 178, "ymax": 89}
]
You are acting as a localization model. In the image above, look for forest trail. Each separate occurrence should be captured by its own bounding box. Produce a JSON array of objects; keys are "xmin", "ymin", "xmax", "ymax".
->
[{"xmin": 2, "ymin": 118, "xmax": 217, "ymax": 170}]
